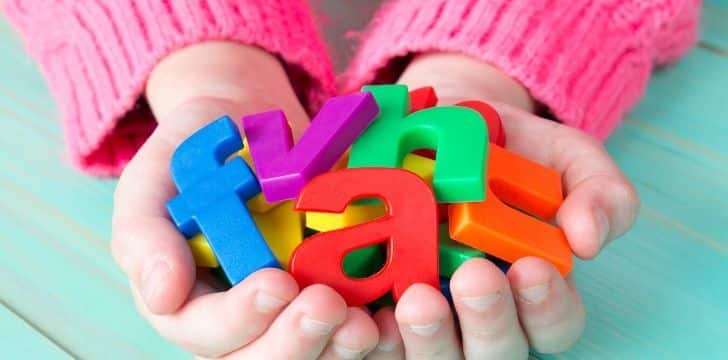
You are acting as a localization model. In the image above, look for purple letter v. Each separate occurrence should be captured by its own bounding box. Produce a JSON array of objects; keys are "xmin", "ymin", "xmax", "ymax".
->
[{"xmin": 242, "ymin": 92, "xmax": 379, "ymax": 202}]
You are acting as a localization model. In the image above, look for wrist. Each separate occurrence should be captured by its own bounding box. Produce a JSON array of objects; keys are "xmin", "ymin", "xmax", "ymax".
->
[{"xmin": 398, "ymin": 52, "xmax": 535, "ymax": 113}]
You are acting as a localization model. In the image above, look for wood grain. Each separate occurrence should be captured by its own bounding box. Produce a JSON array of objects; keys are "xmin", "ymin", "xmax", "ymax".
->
[{"xmin": 0, "ymin": 302, "xmax": 72, "ymax": 359}]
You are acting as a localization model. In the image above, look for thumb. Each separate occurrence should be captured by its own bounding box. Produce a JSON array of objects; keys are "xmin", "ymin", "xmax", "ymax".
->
[{"xmin": 111, "ymin": 42, "xmax": 309, "ymax": 314}]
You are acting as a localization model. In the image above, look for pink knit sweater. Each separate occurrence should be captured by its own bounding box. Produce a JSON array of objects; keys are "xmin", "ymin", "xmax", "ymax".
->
[{"xmin": 2, "ymin": 0, "xmax": 700, "ymax": 176}]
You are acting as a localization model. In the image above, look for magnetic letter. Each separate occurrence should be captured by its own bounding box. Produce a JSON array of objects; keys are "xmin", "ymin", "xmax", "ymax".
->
[
  {"xmin": 348, "ymin": 85, "xmax": 488, "ymax": 202},
  {"xmin": 449, "ymin": 145, "xmax": 573, "ymax": 275},
  {"xmin": 243, "ymin": 92, "xmax": 379, "ymax": 202},
  {"xmin": 438, "ymin": 224, "xmax": 486, "ymax": 278},
  {"xmin": 252, "ymin": 201, "xmax": 304, "ymax": 269},
  {"xmin": 167, "ymin": 117, "xmax": 279, "ymax": 285},
  {"xmin": 187, "ymin": 201, "xmax": 303, "ymax": 270},
  {"xmin": 238, "ymin": 146, "xmax": 281, "ymax": 214},
  {"xmin": 457, "ymin": 100, "xmax": 506, "ymax": 147},
  {"xmin": 410, "ymin": 87, "xmax": 439, "ymax": 159},
  {"xmin": 409, "ymin": 86, "xmax": 438, "ymax": 112},
  {"xmin": 187, "ymin": 233, "xmax": 219, "ymax": 268},
  {"xmin": 290, "ymin": 168, "xmax": 439, "ymax": 306}
]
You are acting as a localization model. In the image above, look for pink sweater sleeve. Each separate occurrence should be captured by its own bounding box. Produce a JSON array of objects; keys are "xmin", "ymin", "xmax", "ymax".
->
[
  {"xmin": 346, "ymin": 0, "xmax": 701, "ymax": 141},
  {"xmin": 2, "ymin": 0, "xmax": 335, "ymax": 176}
]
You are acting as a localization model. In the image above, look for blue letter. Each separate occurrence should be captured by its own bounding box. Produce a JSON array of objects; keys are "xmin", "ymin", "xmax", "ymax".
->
[{"xmin": 167, "ymin": 116, "xmax": 279, "ymax": 285}]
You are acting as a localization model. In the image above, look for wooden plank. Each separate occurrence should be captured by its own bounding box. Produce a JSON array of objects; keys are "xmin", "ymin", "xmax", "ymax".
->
[
  {"xmin": 0, "ymin": 302, "xmax": 72, "ymax": 359},
  {"xmin": 547, "ymin": 131, "xmax": 728, "ymax": 357},
  {"xmin": 0, "ymin": 19, "xmax": 189, "ymax": 360},
  {"xmin": 705, "ymin": 0, "xmax": 728, "ymax": 11},
  {"xmin": 700, "ymin": 5, "xmax": 728, "ymax": 55},
  {"xmin": 628, "ymin": 47, "xmax": 728, "ymax": 159},
  {"xmin": 538, "ymin": 4, "xmax": 728, "ymax": 359},
  {"xmin": 0, "ymin": 162, "xmax": 189, "ymax": 359}
]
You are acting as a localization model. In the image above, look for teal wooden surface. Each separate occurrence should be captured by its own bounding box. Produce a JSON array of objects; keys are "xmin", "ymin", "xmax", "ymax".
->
[
  {"xmin": 1, "ymin": 3, "xmax": 726, "ymax": 360},
  {"xmin": 0, "ymin": 303, "xmax": 71, "ymax": 359}
]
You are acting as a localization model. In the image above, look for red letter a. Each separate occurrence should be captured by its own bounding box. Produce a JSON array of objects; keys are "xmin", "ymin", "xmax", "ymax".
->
[{"xmin": 290, "ymin": 168, "xmax": 439, "ymax": 306}]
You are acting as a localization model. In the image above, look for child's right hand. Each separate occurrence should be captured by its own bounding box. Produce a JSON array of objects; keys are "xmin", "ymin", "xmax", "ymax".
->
[{"xmin": 110, "ymin": 42, "xmax": 380, "ymax": 359}]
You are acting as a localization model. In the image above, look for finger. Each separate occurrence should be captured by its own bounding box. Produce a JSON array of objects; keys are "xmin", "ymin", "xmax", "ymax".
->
[
  {"xmin": 460, "ymin": 99, "xmax": 637, "ymax": 258},
  {"xmin": 231, "ymin": 284, "xmax": 348, "ymax": 359},
  {"xmin": 450, "ymin": 258, "xmax": 529, "ymax": 359},
  {"xmin": 133, "ymin": 268, "xmax": 299, "ymax": 358},
  {"xmin": 365, "ymin": 307, "xmax": 404, "ymax": 360},
  {"xmin": 319, "ymin": 307, "xmax": 380, "ymax": 360},
  {"xmin": 394, "ymin": 284, "xmax": 463, "ymax": 359},
  {"xmin": 397, "ymin": 56, "xmax": 638, "ymax": 258},
  {"xmin": 554, "ymin": 159, "xmax": 640, "ymax": 258},
  {"xmin": 484, "ymin": 106, "xmax": 639, "ymax": 258},
  {"xmin": 111, "ymin": 42, "xmax": 310, "ymax": 314},
  {"xmin": 507, "ymin": 257, "xmax": 585, "ymax": 353}
]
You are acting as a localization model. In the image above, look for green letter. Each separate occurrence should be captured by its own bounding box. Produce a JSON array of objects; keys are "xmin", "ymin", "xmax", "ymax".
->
[{"xmin": 348, "ymin": 85, "xmax": 488, "ymax": 202}]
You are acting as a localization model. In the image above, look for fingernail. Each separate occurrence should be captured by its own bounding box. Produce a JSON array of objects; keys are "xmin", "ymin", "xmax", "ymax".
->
[
  {"xmin": 254, "ymin": 291, "xmax": 287, "ymax": 314},
  {"xmin": 376, "ymin": 341, "xmax": 398, "ymax": 352},
  {"xmin": 300, "ymin": 316, "xmax": 336, "ymax": 337},
  {"xmin": 141, "ymin": 259, "xmax": 170, "ymax": 307},
  {"xmin": 595, "ymin": 208, "xmax": 610, "ymax": 246},
  {"xmin": 460, "ymin": 291, "xmax": 502, "ymax": 312},
  {"xmin": 517, "ymin": 283, "xmax": 550, "ymax": 304},
  {"xmin": 409, "ymin": 321, "xmax": 441, "ymax": 336},
  {"xmin": 333, "ymin": 344, "xmax": 364, "ymax": 359}
]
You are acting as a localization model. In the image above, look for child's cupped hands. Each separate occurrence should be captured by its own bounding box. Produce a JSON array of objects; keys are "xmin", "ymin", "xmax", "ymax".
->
[{"xmin": 110, "ymin": 43, "xmax": 639, "ymax": 359}]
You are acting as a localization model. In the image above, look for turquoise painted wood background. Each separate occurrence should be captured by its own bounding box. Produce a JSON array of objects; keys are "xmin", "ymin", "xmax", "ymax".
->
[{"xmin": 1, "ymin": 2, "xmax": 726, "ymax": 359}]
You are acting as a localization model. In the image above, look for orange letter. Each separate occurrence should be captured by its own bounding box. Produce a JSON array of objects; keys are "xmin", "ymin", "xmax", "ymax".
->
[{"xmin": 449, "ymin": 145, "xmax": 572, "ymax": 275}]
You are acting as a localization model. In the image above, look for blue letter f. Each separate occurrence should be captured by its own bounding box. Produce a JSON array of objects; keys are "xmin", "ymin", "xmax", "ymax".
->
[{"xmin": 167, "ymin": 116, "xmax": 279, "ymax": 285}]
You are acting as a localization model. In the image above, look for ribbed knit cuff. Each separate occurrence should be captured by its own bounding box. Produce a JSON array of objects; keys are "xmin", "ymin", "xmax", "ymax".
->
[
  {"xmin": 345, "ymin": 0, "xmax": 700, "ymax": 141},
  {"xmin": 3, "ymin": 0, "xmax": 335, "ymax": 176}
]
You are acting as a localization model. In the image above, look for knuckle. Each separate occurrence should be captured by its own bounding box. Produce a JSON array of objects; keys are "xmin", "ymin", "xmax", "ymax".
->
[
  {"xmin": 109, "ymin": 220, "xmax": 151, "ymax": 281},
  {"xmin": 616, "ymin": 178, "xmax": 639, "ymax": 209},
  {"xmin": 530, "ymin": 328, "xmax": 583, "ymax": 355},
  {"xmin": 600, "ymin": 175, "xmax": 639, "ymax": 212},
  {"xmin": 467, "ymin": 316, "xmax": 515, "ymax": 342},
  {"xmin": 586, "ymin": 175, "xmax": 639, "ymax": 214},
  {"xmin": 529, "ymin": 296, "xmax": 585, "ymax": 354},
  {"xmin": 624, "ymin": 179, "xmax": 640, "ymax": 207},
  {"xmin": 610, "ymin": 177, "xmax": 641, "ymax": 230},
  {"xmin": 109, "ymin": 221, "xmax": 132, "ymax": 270},
  {"xmin": 465, "ymin": 333, "xmax": 529, "ymax": 360},
  {"xmin": 531, "ymin": 323, "xmax": 584, "ymax": 354}
]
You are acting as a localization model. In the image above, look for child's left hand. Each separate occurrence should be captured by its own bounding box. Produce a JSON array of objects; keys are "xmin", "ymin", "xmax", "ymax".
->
[{"xmin": 362, "ymin": 53, "xmax": 640, "ymax": 359}]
